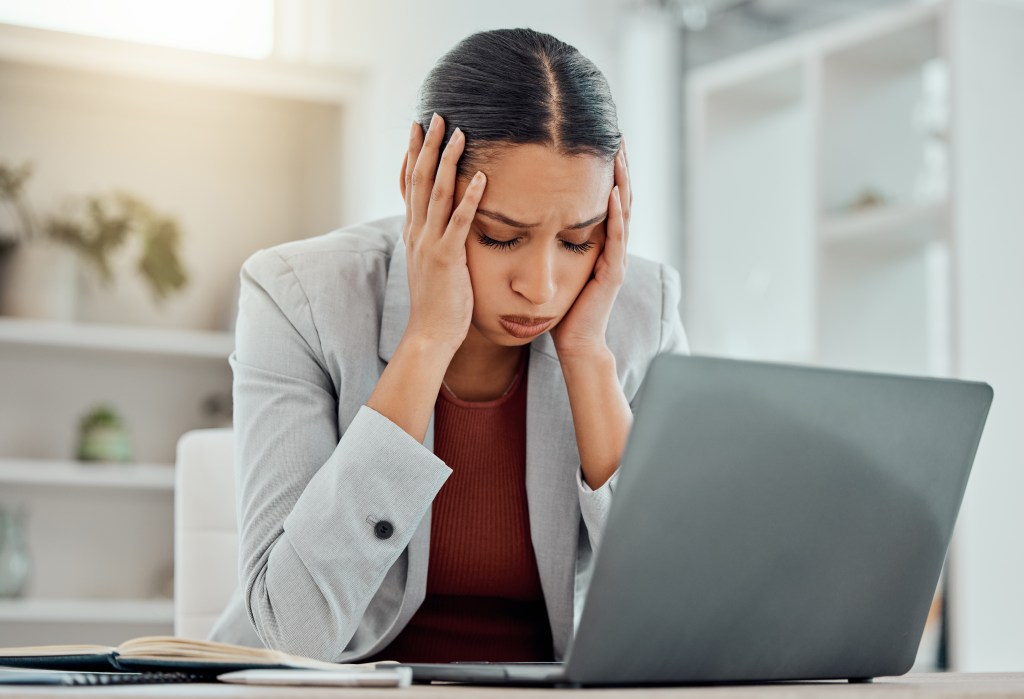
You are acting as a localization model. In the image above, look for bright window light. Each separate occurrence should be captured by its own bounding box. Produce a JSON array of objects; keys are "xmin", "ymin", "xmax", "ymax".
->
[{"xmin": 0, "ymin": 0, "xmax": 275, "ymax": 59}]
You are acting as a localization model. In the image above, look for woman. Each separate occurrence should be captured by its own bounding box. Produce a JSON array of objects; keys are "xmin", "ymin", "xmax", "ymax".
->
[{"xmin": 210, "ymin": 27, "xmax": 689, "ymax": 663}]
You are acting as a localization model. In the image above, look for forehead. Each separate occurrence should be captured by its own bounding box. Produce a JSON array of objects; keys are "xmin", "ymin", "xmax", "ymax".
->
[{"xmin": 477, "ymin": 144, "xmax": 613, "ymax": 227}]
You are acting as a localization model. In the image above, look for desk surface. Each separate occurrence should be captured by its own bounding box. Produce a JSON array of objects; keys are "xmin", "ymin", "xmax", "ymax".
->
[{"xmin": 2, "ymin": 673, "xmax": 1024, "ymax": 698}]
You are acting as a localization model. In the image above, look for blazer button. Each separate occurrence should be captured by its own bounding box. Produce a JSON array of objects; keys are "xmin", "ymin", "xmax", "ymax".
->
[{"xmin": 374, "ymin": 521, "xmax": 394, "ymax": 540}]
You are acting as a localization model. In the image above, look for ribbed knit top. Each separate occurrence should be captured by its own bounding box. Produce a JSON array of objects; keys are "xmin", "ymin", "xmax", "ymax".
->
[{"xmin": 365, "ymin": 348, "xmax": 553, "ymax": 662}]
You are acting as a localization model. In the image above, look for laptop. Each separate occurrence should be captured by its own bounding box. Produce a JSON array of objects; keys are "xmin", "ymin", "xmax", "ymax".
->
[{"xmin": 400, "ymin": 354, "xmax": 992, "ymax": 687}]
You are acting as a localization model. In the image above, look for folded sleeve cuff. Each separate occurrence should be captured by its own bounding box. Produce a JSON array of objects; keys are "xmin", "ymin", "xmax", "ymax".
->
[{"xmin": 576, "ymin": 466, "xmax": 621, "ymax": 554}]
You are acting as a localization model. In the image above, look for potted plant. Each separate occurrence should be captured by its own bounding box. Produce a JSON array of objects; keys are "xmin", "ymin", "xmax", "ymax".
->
[
  {"xmin": 76, "ymin": 404, "xmax": 133, "ymax": 463},
  {"xmin": 0, "ymin": 159, "xmax": 188, "ymax": 319}
]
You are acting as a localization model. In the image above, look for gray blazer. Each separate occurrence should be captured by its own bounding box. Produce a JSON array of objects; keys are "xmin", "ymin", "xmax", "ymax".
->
[{"xmin": 209, "ymin": 213, "xmax": 690, "ymax": 662}]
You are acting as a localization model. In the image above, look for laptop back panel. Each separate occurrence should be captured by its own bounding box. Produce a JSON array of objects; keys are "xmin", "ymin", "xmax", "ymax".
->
[{"xmin": 565, "ymin": 355, "xmax": 991, "ymax": 685}]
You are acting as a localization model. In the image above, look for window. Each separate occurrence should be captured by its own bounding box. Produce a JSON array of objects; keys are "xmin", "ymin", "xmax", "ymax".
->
[{"xmin": 0, "ymin": 0, "xmax": 275, "ymax": 59}]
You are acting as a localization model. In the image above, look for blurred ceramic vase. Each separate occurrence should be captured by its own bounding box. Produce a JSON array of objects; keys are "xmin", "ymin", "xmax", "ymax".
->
[
  {"xmin": 0, "ymin": 242, "xmax": 78, "ymax": 321},
  {"xmin": 0, "ymin": 506, "xmax": 31, "ymax": 598}
]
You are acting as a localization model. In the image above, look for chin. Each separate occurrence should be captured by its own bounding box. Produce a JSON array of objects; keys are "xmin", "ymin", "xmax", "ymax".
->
[{"xmin": 495, "ymin": 330, "xmax": 536, "ymax": 346}]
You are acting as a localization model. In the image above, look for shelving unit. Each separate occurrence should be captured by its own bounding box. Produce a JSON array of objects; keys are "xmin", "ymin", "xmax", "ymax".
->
[
  {"xmin": 684, "ymin": 0, "xmax": 952, "ymax": 670},
  {"xmin": 0, "ymin": 325, "xmax": 215, "ymax": 645},
  {"xmin": 685, "ymin": 0, "xmax": 951, "ymax": 376},
  {"xmin": 0, "ymin": 19, "xmax": 362, "ymax": 646}
]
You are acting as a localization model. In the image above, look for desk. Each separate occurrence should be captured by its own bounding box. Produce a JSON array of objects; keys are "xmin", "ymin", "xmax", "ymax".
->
[{"xmin": 1, "ymin": 674, "xmax": 1023, "ymax": 698}]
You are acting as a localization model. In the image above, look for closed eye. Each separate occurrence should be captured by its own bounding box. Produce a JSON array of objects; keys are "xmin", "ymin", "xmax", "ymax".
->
[{"xmin": 475, "ymin": 233, "xmax": 595, "ymax": 256}]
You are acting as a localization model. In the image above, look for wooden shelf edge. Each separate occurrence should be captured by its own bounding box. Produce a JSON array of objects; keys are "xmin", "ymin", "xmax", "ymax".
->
[
  {"xmin": 0, "ymin": 458, "xmax": 175, "ymax": 491},
  {"xmin": 0, "ymin": 598, "xmax": 174, "ymax": 624},
  {"xmin": 820, "ymin": 200, "xmax": 947, "ymax": 247},
  {"xmin": 0, "ymin": 317, "xmax": 234, "ymax": 360}
]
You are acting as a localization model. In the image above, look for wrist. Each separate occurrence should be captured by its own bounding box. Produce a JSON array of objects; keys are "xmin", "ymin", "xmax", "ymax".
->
[
  {"xmin": 557, "ymin": 344, "xmax": 615, "ymax": 370},
  {"xmin": 398, "ymin": 331, "xmax": 460, "ymax": 364}
]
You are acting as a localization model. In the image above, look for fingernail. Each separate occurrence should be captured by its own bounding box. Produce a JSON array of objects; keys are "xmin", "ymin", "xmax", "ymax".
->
[
  {"xmin": 429, "ymin": 112, "xmax": 440, "ymax": 132},
  {"xmin": 410, "ymin": 120, "xmax": 420, "ymax": 139},
  {"xmin": 451, "ymin": 127, "xmax": 463, "ymax": 143},
  {"xmin": 472, "ymin": 171, "xmax": 485, "ymax": 185}
]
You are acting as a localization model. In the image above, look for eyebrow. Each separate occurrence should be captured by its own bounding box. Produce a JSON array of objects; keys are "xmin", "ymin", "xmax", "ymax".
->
[{"xmin": 477, "ymin": 209, "xmax": 607, "ymax": 231}]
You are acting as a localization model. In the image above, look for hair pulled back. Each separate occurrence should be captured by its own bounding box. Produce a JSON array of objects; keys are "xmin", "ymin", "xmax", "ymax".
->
[{"xmin": 416, "ymin": 28, "xmax": 621, "ymax": 182}]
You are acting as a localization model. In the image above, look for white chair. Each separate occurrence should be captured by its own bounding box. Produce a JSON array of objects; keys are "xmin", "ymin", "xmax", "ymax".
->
[{"xmin": 174, "ymin": 428, "xmax": 237, "ymax": 640}]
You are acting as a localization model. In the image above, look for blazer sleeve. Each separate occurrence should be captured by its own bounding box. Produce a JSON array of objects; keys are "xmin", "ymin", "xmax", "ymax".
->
[
  {"xmin": 231, "ymin": 248, "xmax": 451, "ymax": 661},
  {"xmin": 576, "ymin": 261, "xmax": 690, "ymax": 553}
]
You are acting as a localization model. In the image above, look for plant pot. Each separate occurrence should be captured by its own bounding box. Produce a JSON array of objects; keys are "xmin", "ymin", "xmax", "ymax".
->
[
  {"xmin": 77, "ymin": 425, "xmax": 134, "ymax": 463},
  {"xmin": 0, "ymin": 242, "xmax": 78, "ymax": 321}
]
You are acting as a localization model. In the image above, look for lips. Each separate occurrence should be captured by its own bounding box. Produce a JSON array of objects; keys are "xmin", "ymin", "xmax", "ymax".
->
[{"xmin": 499, "ymin": 315, "xmax": 555, "ymax": 339}]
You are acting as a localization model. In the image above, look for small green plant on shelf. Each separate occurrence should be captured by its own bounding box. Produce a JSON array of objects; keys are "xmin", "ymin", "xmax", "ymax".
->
[
  {"xmin": 0, "ymin": 159, "xmax": 188, "ymax": 301},
  {"xmin": 77, "ymin": 404, "xmax": 133, "ymax": 463}
]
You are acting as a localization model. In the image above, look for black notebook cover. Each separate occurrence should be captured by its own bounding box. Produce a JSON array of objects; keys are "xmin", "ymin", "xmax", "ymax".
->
[
  {"xmin": 0, "ymin": 653, "xmax": 119, "ymax": 673},
  {"xmin": 112, "ymin": 656, "xmax": 295, "ymax": 675}
]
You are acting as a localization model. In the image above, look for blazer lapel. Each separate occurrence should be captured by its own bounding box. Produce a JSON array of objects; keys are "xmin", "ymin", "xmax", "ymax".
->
[
  {"xmin": 526, "ymin": 336, "xmax": 582, "ymax": 660},
  {"xmin": 378, "ymin": 236, "xmax": 408, "ymax": 366}
]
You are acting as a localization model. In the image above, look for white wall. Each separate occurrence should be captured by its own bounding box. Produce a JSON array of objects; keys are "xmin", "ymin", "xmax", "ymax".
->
[{"xmin": 949, "ymin": 0, "xmax": 1024, "ymax": 672}]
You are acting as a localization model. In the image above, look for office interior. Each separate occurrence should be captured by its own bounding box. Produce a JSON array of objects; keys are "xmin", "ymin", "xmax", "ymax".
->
[{"xmin": 0, "ymin": 0, "xmax": 1020, "ymax": 676}]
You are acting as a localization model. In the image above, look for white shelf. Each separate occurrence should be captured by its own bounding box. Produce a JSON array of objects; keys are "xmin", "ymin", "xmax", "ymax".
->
[
  {"xmin": 0, "ymin": 21, "xmax": 363, "ymax": 106},
  {"xmin": 0, "ymin": 458, "xmax": 174, "ymax": 491},
  {"xmin": 821, "ymin": 200, "xmax": 947, "ymax": 249},
  {"xmin": 0, "ymin": 598, "xmax": 173, "ymax": 624},
  {"xmin": 0, "ymin": 318, "xmax": 233, "ymax": 360},
  {"xmin": 688, "ymin": 0, "xmax": 942, "ymax": 93},
  {"xmin": 823, "ymin": 8, "xmax": 941, "ymax": 73}
]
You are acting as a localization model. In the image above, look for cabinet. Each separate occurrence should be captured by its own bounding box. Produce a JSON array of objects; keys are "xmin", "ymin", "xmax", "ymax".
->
[
  {"xmin": 0, "ymin": 320, "xmax": 232, "ymax": 645},
  {"xmin": 0, "ymin": 22, "xmax": 362, "ymax": 645},
  {"xmin": 684, "ymin": 0, "xmax": 951, "ymax": 670},
  {"xmin": 685, "ymin": 0, "xmax": 950, "ymax": 377}
]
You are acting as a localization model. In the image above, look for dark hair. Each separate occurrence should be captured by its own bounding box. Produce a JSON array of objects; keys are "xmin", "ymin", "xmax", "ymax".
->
[{"xmin": 416, "ymin": 28, "xmax": 621, "ymax": 182}]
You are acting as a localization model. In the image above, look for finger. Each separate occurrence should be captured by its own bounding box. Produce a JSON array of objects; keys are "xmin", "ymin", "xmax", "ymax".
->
[
  {"xmin": 400, "ymin": 150, "xmax": 408, "ymax": 199},
  {"xmin": 606, "ymin": 185, "xmax": 627, "ymax": 274},
  {"xmin": 425, "ymin": 127, "xmax": 464, "ymax": 239},
  {"xmin": 443, "ymin": 170, "xmax": 486, "ymax": 252},
  {"xmin": 411, "ymin": 112, "xmax": 444, "ymax": 230},
  {"xmin": 400, "ymin": 152, "xmax": 410, "ymax": 244},
  {"xmin": 405, "ymin": 119, "xmax": 423, "ymax": 227},
  {"xmin": 619, "ymin": 138, "xmax": 634, "ymax": 210},
  {"xmin": 615, "ymin": 146, "xmax": 632, "ymax": 224}
]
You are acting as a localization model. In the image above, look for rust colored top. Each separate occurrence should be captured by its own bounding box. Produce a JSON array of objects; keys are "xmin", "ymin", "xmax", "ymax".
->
[{"xmin": 366, "ymin": 349, "xmax": 553, "ymax": 662}]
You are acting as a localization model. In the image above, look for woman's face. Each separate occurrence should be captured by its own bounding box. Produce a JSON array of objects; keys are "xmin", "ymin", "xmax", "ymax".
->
[{"xmin": 453, "ymin": 143, "xmax": 614, "ymax": 349}]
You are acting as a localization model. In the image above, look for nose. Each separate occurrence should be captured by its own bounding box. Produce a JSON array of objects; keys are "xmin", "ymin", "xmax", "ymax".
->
[{"xmin": 511, "ymin": 244, "xmax": 557, "ymax": 306}]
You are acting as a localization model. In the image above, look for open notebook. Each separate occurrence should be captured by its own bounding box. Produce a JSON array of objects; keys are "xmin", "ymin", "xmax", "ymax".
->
[{"xmin": 0, "ymin": 636, "xmax": 383, "ymax": 674}]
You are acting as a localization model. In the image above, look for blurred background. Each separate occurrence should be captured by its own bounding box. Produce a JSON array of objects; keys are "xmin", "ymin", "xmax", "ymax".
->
[{"xmin": 0, "ymin": 0, "xmax": 1020, "ymax": 675}]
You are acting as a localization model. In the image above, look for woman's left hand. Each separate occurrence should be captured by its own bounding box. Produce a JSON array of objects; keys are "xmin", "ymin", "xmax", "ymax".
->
[{"xmin": 550, "ymin": 139, "xmax": 632, "ymax": 362}]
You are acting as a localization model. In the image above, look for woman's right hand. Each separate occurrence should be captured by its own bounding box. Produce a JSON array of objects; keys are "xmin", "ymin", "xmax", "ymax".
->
[{"xmin": 399, "ymin": 112, "xmax": 487, "ymax": 355}]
